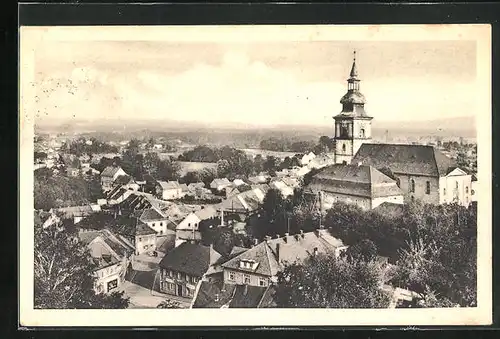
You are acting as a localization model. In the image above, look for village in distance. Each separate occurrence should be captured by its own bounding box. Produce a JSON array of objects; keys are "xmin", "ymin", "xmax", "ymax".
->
[{"xmin": 33, "ymin": 56, "xmax": 478, "ymax": 310}]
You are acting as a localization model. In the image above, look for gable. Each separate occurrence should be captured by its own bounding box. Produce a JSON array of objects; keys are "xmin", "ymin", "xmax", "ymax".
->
[{"xmin": 446, "ymin": 167, "xmax": 467, "ymax": 177}]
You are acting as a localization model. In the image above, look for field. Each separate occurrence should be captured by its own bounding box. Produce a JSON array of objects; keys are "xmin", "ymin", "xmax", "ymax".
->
[{"xmin": 240, "ymin": 148, "xmax": 299, "ymax": 160}]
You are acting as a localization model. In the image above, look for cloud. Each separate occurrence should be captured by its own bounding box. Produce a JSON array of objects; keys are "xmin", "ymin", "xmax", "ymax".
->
[{"xmin": 33, "ymin": 50, "xmax": 477, "ymax": 126}]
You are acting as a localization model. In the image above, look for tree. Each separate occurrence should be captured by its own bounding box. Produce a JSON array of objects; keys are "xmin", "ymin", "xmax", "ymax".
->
[
  {"xmin": 157, "ymin": 159, "xmax": 181, "ymax": 181},
  {"xmin": 263, "ymin": 156, "xmax": 280, "ymax": 173},
  {"xmin": 343, "ymin": 239, "xmax": 378, "ymax": 262},
  {"xmin": 318, "ymin": 136, "xmax": 335, "ymax": 151},
  {"xmin": 34, "ymin": 224, "xmax": 129, "ymax": 309},
  {"xmin": 182, "ymin": 171, "xmax": 202, "ymax": 185},
  {"xmin": 274, "ymin": 254, "xmax": 392, "ymax": 308},
  {"xmin": 142, "ymin": 152, "xmax": 161, "ymax": 175},
  {"xmin": 253, "ymin": 154, "xmax": 264, "ymax": 174},
  {"xmin": 216, "ymin": 159, "xmax": 231, "ymax": 178}
]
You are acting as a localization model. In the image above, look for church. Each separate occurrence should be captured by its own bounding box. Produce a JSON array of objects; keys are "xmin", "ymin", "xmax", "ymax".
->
[{"xmin": 307, "ymin": 52, "xmax": 472, "ymax": 208}]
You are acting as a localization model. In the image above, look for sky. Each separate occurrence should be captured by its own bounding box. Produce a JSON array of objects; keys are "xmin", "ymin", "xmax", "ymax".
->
[{"xmin": 27, "ymin": 26, "xmax": 478, "ymax": 127}]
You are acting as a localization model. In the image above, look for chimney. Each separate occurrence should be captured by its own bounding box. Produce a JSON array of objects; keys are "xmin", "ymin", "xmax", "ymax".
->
[
  {"xmin": 284, "ymin": 233, "xmax": 289, "ymax": 243},
  {"xmin": 313, "ymin": 247, "xmax": 318, "ymax": 256}
]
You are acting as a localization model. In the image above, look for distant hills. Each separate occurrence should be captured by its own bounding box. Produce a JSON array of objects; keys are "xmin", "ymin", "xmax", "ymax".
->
[{"xmin": 35, "ymin": 115, "xmax": 476, "ymax": 139}]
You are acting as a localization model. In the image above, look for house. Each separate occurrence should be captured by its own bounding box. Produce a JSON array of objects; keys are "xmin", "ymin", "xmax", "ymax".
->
[
  {"xmin": 301, "ymin": 152, "xmax": 316, "ymax": 166},
  {"xmin": 270, "ymin": 180, "xmax": 294, "ymax": 197},
  {"xmin": 225, "ymin": 186, "xmax": 241, "ymax": 198},
  {"xmin": 137, "ymin": 208, "xmax": 173, "ymax": 236},
  {"xmin": 352, "ymin": 144, "xmax": 472, "ymax": 206},
  {"xmin": 210, "ymin": 178, "xmax": 232, "ymax": 191},
  {"xmin": 221, "ymin": 229, "xmax": 346, "ymax": 287},
  {"xmin": 233, "ymin": 179, "xmax": 246, "ymax": 187},
  {"xmin": 78, "ymin": 213, "xmax": 157, "ymax": 255},
  {"xmin": 248, "ymin": 174, "xmax": 268, "ymax": 185},
  {"xmin": 307, "ymin": 153, "xmax": 335, "ymax": 170},
  {"xmin": 191, "ymin": 281, "xmax": 276, "ymax": 308},
  {"xmin": 179, "ymin": 183, "xmax": 189, "ymax": 196},
  {"xmin": 100, "ymin": 166, "xmax": 127, "ymax": 192},
  {"xmin": 79, "ymin": 229, "xmax": 135, "ymax": 294},
  {"xmin": 156, "ymin": 180, "xmax": 184, "ymax": 200},
  {"xmin": 214, "ymin": 187, "xmax": 267, "ymax": 218},
  {"xmin": 306, "ymin": 164, "xmax": 404, "ymax": 210},
  {"xmin": 52, "ymin": 204, "xmax": 101, "ymax": 224},
  {"xmin": 175, "ymin": 206, "xmax": 218, "ymax": 247},
  {"xmin": 158, "ymin": 243, "xmax": 222, "ymax": 300},
  {"xmin": 188, "ymin": 182, "xmax": 205, "ymax": 192}
]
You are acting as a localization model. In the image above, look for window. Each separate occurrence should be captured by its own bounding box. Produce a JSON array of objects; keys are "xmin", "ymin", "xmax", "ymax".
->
[
  {"xmin": 342, "ymin": 161, "xmax": 347, "ymax": 165},
  {"xmin": 465, "ymin": 186, "xmax": 469, "ymax": 194},
  {"xmin": 455, "ymin": 181, "xmax": 459, "ymax": 190},
  {"xmin": 188, "ymin": 223, "xmax": 191, "ymax": 227},
  {"xmin": 410, "ymin": 179, "xmax": 415, "ymax": 193},
  {"xmin": 138, "ymin": 237, "xmax": 142, "ymax": 242},
  {"xmin": 471, "ymin": 189, "xmax": 475, "ymax": 195},
  {"xmin": 244, "ymin": 274, "xmax": 251, "ymax": 284},
  {"xmin": 177, "ymin": 272, "xmax": 182, "ymax": 279},
  {"xmin": 169, "ymin": 270, "xmax": 173, "ymax": 278},
  {"xmin": 143, "ymin": 245, "xmax": 148, "ymax": 250},
  {"xmin": 342, "ymin": 144, "xmax": 346, "ymax": 153},
  {"xmin": 229, "ymin": 272, "xmax": 235, "ymax": 281},
  {"xmin": 443, "ymin": 188, "xmax": 447, "ymax": 196},
  {"xmin": 160, "ymin": 222, "xmax": 163, "ymax": 226},
  {"xmin": 425, "ymin": 181, "xmax": 431, "ymax": 195},
  {"xmin": 192, "ymin": 276, "xmax": 198, "ymax": 283},
  {"xmin": 360, "ymin": 128, "xmax": 365, "ymax": 138},
  {"xmin": 159, "ymin": 231, "xmax": 163, "ymax": 235},
  {"xmin": 258, "ymin": 278, "xmax": 266, "ymax": 287}
]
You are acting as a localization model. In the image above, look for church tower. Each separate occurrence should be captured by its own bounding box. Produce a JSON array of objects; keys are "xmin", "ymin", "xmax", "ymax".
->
[{"xmin": 333, "ymin": 51, "xmax": 373, "ymax": 164}]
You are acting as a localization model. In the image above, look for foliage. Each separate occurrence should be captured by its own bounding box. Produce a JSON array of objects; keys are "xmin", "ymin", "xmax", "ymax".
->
[
  {"xmin": 274, "ymin": 254, "xmax": 392, "ymax": 308},
  {"xmin": 62, "ymin": 137, "xmax": 119, "ymax": 157},
  {"xmin": 34, "ymin": 224, "xmax": 129, "ymax": 309},
  {"xmin": 199, "ymin": 225, "xmax": 251, "ymax": 257},
  {"xmin": 323, "ymin": 201, "xmax": 477, "ymax": 307},
  {"xmin": 34, "ymin": 172, "xmax": 97, "ymax": 210}
]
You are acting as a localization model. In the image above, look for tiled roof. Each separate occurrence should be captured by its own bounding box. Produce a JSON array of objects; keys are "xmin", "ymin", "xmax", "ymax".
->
[
  {"xmin": 211, "ymin": 178, "xmax": 231, "ymax": 186},
  {"xmin": 157, "ymin": 180, "xmax": 181, "ymax": 190},
  {"xmin": 139, "ymin": 208, "xmax": 166, "ymax": 222},
  {"xmin": 352, "ymin": 143, "xmax": 458, "ymax": 177},
  {"xmin": 101, "ymin": 166, "xmax": 122, "ymax": 178},
  {"xmin": 222, "ymin": 230, "xmax": 344, "ymax": 276},
  {"xmin": 159, "ymin": 243, "xmax": 221, "ymax": 277},
  {"xmin": 266, "ymin": 231, "xmax": 343, "ymax": 266},
  {"xmin": 113, "ymin": 175, "xmax": 133, "ymax": 186},
  {"xmin": 135, "ymin": 222, "xmax": 157, "ymax": 236},
  {"xmin": 194, "ymin": 206, "xmax": 218, "ymax": 220},
  {"xmin": 307, "ymin": 164, "xmax": 402, "ymax": 198},
  {"xmin": 54, "ymin": 205, "xmax": 94, "ymax": 219},
  {"xmin": 192, "ymin": 281, "xmax": 270, "ymax": 308},
  {"xmin": 221, "ymin": 242, "xmax": 280, "ymax": 277},
  {"xmin": 78, "ymin": 213, "xmax": 155, "ymax": 236}
]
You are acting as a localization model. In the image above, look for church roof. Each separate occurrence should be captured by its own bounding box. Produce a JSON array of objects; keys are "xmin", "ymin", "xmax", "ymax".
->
[
  {"xmin": 340, "ymin": 91, "xmax": 366, "ymax": 105},
  {"xmin": 350, "ymin": 59, "xmax": 359, "ymax": 78},
  {"xmin": 306, "ymin": 164, "xmax": 402, "ymax": 199},
  {"xmin": 352, "ymin": 143, "xmax": 458, "ymax": 177}
]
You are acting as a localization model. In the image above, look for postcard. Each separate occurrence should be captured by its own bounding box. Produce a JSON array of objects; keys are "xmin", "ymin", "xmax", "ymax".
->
[{"xmin": 20, "ymin": 24, "xmax": 491, "ymax": 327}]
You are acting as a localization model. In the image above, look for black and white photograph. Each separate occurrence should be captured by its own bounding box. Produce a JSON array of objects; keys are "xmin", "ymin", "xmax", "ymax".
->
[{"xmin": 19, "ymin": 24, "xmax": 491, "ymax": 326}]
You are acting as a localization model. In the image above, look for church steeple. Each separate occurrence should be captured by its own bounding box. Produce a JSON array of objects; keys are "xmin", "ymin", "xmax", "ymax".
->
[
  {"xmin": 346, "ymin": 51, "xmax": 362, "ymax": 93},
  {"xmin": 349, "ymin": 51, "xmax": 359, "ymax": 78},
  {"xmin": 332, "ymin": 51, "xmax": 373, "ymax": 165}
]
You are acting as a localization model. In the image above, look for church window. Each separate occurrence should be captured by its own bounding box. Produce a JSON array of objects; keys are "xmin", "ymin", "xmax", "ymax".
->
[
  {"xmin": 443, "ymin": 188, "xmax": 446, "ymax": 196},
  {"xmin": 342, "ymin": 144, "xmax": 346, "ymax": 153},
  {"xmin": 360, "ymin": 128, "xmax": 365, "ymax": 138},
  {"xmin": 465, "ymin": 186, "xmax": 469, "ymax": 194},
  {"xmin": 455, "ymin": 181, "xmax": 459, "ymax": 190},
  {"xmin": 410, "ymin": 179, "xmax": 415, "ymax": 193},
  {"xmin": 425, "ymin": 181, "xmax": 431, "ymax": 194}
]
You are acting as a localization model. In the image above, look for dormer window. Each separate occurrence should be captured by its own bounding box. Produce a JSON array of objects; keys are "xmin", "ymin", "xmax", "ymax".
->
[{"xmin": 239, "ymin": 259, "xmax": 259, "ymax": 270}]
